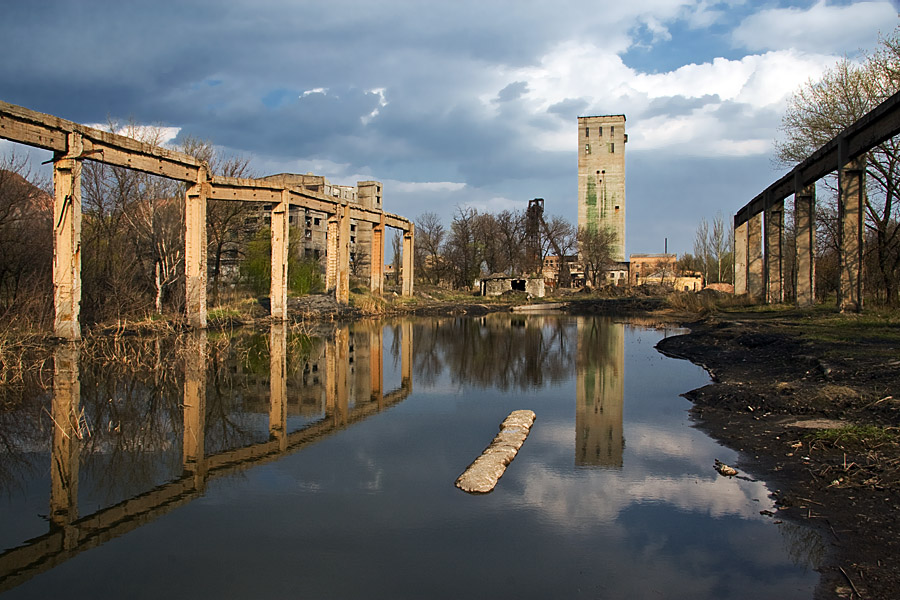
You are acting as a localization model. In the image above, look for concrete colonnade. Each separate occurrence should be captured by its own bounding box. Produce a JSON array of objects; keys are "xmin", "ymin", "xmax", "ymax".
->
[
  {"xmin": 732, "ymin": 89, "xmax": 900, "ymax": 312},
  {"xmin": 0, "ymin": 100, "xmax": 416, "ymax": 341}
]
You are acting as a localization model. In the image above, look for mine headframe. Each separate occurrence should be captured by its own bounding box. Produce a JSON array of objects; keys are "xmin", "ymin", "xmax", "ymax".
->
[{"xmin": 525, "ymin": 197, "xmax": 571, "ymax": 288}]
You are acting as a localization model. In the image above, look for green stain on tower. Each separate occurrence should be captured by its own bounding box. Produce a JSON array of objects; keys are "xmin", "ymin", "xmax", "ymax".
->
[{"xmin": 586, "ymin": 180, "xmax": 598, "ymax": 233}]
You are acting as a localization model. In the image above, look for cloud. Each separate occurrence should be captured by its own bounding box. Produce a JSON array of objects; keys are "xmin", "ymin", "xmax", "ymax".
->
[{"xmin": 733, "ymin": 0, "xmax": 897, "ymax": 54}]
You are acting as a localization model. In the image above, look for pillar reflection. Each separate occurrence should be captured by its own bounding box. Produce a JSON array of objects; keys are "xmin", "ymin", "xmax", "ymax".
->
[
  {"xmin": 269, "ymin": 322, "xmax": 288, "ymax": 451},
  {"xmin": 183, "ymin": 331, "xmax": 208, "ymax": 488},
  {"xmin": 575, "ymin": 318, "xmax": 625, "ymax": 468},
  {"xmin": 50, "ymin": 342, "xmax": 81, "ymax": 546},
  {"xmin": 326, "ymin": 327, "xmax": 350, "ymax": 426}
]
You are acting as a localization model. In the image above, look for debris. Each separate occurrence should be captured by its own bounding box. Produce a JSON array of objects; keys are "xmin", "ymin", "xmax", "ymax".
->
[
  {"xmin": 714, "ymin": 459, "xmax": 738, "ymax": 477},
  {"xmin": 456, "ymin": 410, "xmax": 536, "ymax": 494}
]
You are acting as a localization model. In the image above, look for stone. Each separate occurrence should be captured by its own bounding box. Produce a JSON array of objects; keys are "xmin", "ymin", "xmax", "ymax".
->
[{"xmin": 455, "ymin": 410, "xmax": 536, "ymax": 494}]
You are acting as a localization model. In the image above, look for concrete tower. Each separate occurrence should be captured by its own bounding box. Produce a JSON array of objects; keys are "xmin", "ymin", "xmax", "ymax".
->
[{"xmin": 577, "ymin": 115, "xmax": 626, "ymax": 262}]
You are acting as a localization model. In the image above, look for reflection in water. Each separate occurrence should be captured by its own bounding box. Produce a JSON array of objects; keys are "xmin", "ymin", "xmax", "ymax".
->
[
  {"xmin": 576, "ymin": 318, "xmax": 624, "ymax": 468},
  {"xmin": 0, "ymin": 323, "xmax": 411, "ymax": 594},
  {"xmin": 0, "ymin": 316, "xmax": 822, "ymax": 599}
]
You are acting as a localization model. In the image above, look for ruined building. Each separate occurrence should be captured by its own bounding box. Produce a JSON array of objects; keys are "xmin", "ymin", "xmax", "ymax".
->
[
  {"xmin": 577, "ymin": 115, "xmax": 626, "ymax": 262},
  {"xmin": 257, "ymin": 173, "xmax": 382, "ymax": 273}
]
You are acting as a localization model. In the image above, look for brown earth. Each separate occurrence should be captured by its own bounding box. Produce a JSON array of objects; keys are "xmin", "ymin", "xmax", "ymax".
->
[{"xmin": 654, "ymin": 309, "xmax": 900, "ymax": 600}]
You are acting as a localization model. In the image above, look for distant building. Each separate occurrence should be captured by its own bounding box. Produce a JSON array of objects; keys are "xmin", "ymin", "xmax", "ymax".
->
[
  {"xmin": 257, "ymin": 174, "xmax": 382, "ymax": 269},
  {"xmin": 480, "ymin": 274, "xmax": 545, "ymax": 297},
  {"xmin": 630, "ymin": 253, "xmax": 702, "ymax": 291},
  {"xmin": 577, "ymin": 115, "xmax": 627, "ymax": 262}
]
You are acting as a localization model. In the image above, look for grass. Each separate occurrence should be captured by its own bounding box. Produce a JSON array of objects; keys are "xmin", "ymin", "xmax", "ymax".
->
[{"xmin": 805, "ymin": 425, "xmax": 898, "ymax": 448}]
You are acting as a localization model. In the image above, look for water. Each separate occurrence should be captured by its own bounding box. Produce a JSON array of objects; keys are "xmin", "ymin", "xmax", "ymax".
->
[{"xmin": 0, "ymin": 315, "xmax": 822, "ymax": 599}]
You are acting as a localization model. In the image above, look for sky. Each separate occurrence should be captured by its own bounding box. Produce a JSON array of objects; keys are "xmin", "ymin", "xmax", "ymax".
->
[{"xmin": 1, "ymin": 0, "xmax": 898, "ymax": 256}]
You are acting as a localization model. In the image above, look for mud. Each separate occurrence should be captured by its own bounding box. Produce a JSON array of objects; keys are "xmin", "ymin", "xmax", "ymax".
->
[{"xmin": 656, "ymin": 311, "xmax": 900, "ymax": 600}]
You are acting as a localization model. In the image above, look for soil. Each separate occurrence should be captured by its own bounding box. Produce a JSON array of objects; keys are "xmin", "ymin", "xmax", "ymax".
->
[{"xmin": 654, "ymin": 309, "xmax": 900, "ymax": 600}]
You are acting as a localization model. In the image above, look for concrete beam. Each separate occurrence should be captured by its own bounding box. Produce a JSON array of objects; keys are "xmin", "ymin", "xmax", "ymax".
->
[
  {"xmin": 52, "ymin": 133, "xmax": 83, "ymax": 340},
  {"xmin": 795, "ymin": 182, "xmax": 816, "ymax": 306},
  {"xmin": 1, "ymin": 100, "xmax": 202, "ymax": 182},
  {"xmin": 735, "ymin": 89, "xmax": 900, "ymax": 228},
  {"xmin": 270, "ymin": 191, "xmax": 289, "ymax": 320},
  {"xmin": 185, "ymin": 169, "xmax": 209, "ymax": 329},
  {"xmin": 839, "ymin": 156, "xmax": 865, "ymax": 312},
  {"xmin": 764, "ymin": 200, "xmax": 784, "ymax": 304},
  {"xmin": 734, "ymin": 221, "xmax": 748, "ymax": 295}
]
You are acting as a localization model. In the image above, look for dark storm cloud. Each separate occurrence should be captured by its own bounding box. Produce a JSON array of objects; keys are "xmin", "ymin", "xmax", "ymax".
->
[
  {"xmin": 547, "ymin": 98, "xmax": 590, "ymax": 119},
  {"xmin": 642, "ymin": 94, "xmax": 721, "ymax": 119},
  {"xmin": 495, "ymin": 81, "xmax": 529, "ymax": 103}
]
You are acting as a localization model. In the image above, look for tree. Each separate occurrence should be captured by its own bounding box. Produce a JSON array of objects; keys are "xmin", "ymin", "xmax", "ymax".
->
[
  {"xmin": 415, "ymin": 212, "xmax": 445, "ymax": 284},
  {"xmin": 0, "ymin": 151, "xmax": 52, "ymax": 323},
  {"xmin": 577, "ymin": 226, "xmax": 617, "ymax": 287},
  {"xmin": 179, "ymin": 135, "xmax": 254, "ymax": 306},
  {"xmin": 81, "ymin": 119, "xmax": 182, "ymax": 321},
  {"xmin": 444, "ymin": 207, "xmax": 481, "ymax": 289},
  {"xmin": 692, "ymin": 211, "xmax": 733, "ymax": 285},
  {"xmin": 776, "ymin": 27, "xmax": 900, "ymax": 305}
]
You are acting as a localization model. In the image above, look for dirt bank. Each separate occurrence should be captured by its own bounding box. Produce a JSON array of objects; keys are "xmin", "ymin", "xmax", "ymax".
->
[{"xmin": 655, "ymin": 309, "xmax": 900, "ymax": 600}]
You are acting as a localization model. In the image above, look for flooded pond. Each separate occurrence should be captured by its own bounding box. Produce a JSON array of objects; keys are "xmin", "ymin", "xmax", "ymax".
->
[{"xmin": 0, "ymin": 315, "xmax": 822, "ymax": 598}]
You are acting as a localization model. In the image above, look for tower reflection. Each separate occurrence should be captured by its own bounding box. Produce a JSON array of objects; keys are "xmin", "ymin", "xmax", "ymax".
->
[{"xmin": 575, "ymin": 318, "xmax": 625, "ymax": 468}]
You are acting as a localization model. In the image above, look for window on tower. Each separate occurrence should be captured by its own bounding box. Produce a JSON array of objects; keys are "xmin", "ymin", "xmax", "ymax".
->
[
  {"xmin": 585, "ymin": 127, "xmax": 589, "ymax": 137},
  {"xmin": 585, "ymin": 144, "xmax": 591, "ymax": 154}
]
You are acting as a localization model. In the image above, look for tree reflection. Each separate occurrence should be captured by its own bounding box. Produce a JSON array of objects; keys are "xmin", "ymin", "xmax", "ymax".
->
[{"xmin": 409, "ymin": 315, "xmax": 575, "ymax": 391}]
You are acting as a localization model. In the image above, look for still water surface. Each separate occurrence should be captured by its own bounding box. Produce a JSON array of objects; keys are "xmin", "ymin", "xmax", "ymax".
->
[{"xmin": 0, "ymin": 315, "xmax": 822, "ymax": 599}]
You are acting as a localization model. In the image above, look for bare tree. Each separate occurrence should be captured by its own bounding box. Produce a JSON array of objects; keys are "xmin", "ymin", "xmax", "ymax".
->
[
  {"xmin": 577, "ymin": 226, "xmax": 617, "ymax": 287},
  {"xmin": 444, "ymin": 207, "xmax": 481, "ymax": 289},
  {"xmin": 415, "ymin": 211, "xmax": 445, "ymax": 284},
  {"xmin": 0, "ymin": 151, "xmax": 52, "ymax": 323},
  {"xmin": 179, "ymin": 135, "xmax": 254, "ymax": 306}
]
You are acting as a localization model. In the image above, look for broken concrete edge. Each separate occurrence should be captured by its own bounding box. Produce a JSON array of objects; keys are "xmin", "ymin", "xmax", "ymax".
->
[{"xmin": 456, "ymin": 410, "xmax": 536, "ymax": 494}]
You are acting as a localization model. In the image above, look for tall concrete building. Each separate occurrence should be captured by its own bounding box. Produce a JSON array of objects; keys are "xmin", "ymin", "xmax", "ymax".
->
[{"xmin": 577, "ymin": 115, "xmax": 626, "ymax": 262}]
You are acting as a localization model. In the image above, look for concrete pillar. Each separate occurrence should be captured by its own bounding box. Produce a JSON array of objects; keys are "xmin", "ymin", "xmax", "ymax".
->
[
  {"xmin": 183, "ymin": 331, "xmax": 207, "ymax": 488},
  {"xmin": 839, "ymin": 157, "xmax": 865, "ymax": 312},
  {"xmin": 370, "ymin": 216, "xmax": 385, "ymax": 294},
  {"xmin": 765, "ymin": 200, "xmax": 784, "ymax": 304},
  {"xmin": 795, "ymin": 183, "xmax": 816, "ymax": 307},
  {"xmin": 337, "ymin": 206, "xmax": 351, "ymax": 304},
  {"xmin": 401, "ymin": 320, "xmax": 413, "ymax": 390},
  {"xmin": 186, "ymin": 168, "xmax": 209, "ymax": 329},
  {"xmin": 53, "ymin": 133, "xmax": 83, "ymax": 341},
  {"xmin": 325, "ymin": 215, "xmax": 339, "ymax": 293},
  {"xmin": 50, "ymin": 343, "xmax": 80, "ymax": 544},
  {"xmin": 269, "ymin": 322, "xmax": 288, "ymax": 452},
  {"xmin": 734, "ymin": 220, "xmax": 748, "ymax": 295},
  {"xmin": 747, "ymin": 212, "xmax": 764, "ymax": 300},
  {"xmin": 401, "ymin": 226, "xmax": 415, "ymax": 297},
  {"xmin": 270, "ymin": 191, "xmax": 290, "ymax": 320}
]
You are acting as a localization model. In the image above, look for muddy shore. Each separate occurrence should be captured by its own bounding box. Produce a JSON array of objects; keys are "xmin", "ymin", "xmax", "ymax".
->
[{"xmin": 653, "ymin": 309, "xmax": 900, "ymax": 600}]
